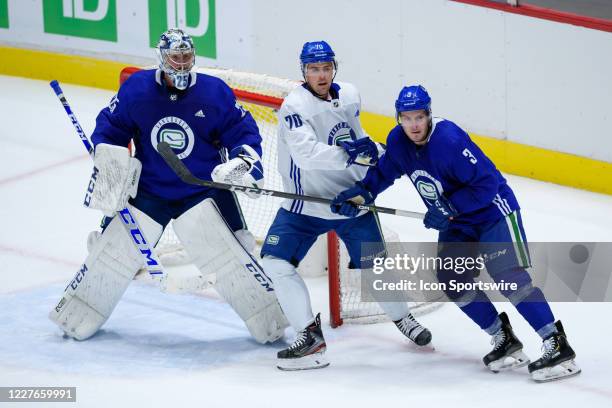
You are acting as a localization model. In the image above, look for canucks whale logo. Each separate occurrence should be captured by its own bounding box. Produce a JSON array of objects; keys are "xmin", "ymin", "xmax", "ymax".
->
[
  {"xmin": 328, "ymin": 122, "xmax": 356, "ymax": 146},
  {"xmin": 410, "ymin": 169, "xmax": 445, "ymax": 205},
  {"xmin": 150, "ymin": 116, "xmax": 195, "ymax": 159}
]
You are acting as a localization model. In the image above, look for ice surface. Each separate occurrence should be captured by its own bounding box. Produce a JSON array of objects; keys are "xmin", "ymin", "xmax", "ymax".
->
[{"xmin": 1, "ymin": 76, "xmax": 611, "ymax": 407}]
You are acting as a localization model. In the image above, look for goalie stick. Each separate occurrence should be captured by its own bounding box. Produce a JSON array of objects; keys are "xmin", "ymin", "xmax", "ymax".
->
[
  {"xmin": 157, "ymin": 141, "xmax": 424, "ymax": 220},
  {"xmin": 49, "ymin": 80, "xmax": 165, "ymax": 278}
]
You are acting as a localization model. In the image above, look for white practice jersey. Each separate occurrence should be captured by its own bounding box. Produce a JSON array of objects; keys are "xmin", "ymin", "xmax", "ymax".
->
[{"xmin": 277, "ymin": 81, "xmax": 377, "ymax": 220}]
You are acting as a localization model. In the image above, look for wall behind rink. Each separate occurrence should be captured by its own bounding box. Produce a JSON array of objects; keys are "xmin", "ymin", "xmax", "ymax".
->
[
  {"xmin": 0, "ymin": 0, "xmax": 610, "ymax": 193},
  {"xmin": 249, "ymin": 0, "xmax": 612, "ymax": 163}
]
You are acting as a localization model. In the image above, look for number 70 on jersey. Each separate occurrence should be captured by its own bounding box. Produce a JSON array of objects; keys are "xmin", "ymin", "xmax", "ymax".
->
[{"xmin": 284, "ymin": 113, "xmax": 303, "ymax": 130}]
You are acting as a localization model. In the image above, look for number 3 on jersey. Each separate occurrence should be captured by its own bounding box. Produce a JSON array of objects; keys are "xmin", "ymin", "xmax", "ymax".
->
[
  {"xmin": 462, "ymin": 148, "xmax": 477, "ymax": 164},
  {"xmin": 284, "ymin": 113, "xmax": 303, "ymax": 130}
]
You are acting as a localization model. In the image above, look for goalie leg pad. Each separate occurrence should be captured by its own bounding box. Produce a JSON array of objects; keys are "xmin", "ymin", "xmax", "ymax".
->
[
  {"xmin": 49, "ymin": 205, "xmax": 163, "ymax": 340},
  {"xmin": 172, "ymin": 199, "xmax": 289, "ymax": 343}
]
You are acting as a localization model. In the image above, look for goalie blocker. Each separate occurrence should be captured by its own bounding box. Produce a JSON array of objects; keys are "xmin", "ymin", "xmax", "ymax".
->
[{"xmin": 50, "ymin": 199, "xmax": 288, "ymax": 344}]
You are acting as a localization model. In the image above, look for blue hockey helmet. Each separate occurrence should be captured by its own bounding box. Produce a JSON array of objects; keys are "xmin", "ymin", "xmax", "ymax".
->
[
  {"xmin": 157, "ymin": 28, "xmax": 195, "ymax": 90},
  {"xmin": 395, "ymin": 85, "xmax": 432, "ymax": 116},
  {"xmin": 300, "ymin": 41, "xmax": 337, "ymax": 76}
]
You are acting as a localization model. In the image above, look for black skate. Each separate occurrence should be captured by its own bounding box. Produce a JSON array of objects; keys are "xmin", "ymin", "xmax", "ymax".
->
[
  {"xmin": 394, "ymin": 313, "xmax": 432, "ymax": 346},
  {"xmin": 528, "ymin": 321, "xmax": 581, "ymax": 382},
  {"xmin": 483, "ymin": 312, "xmax": 530, "ymax": 372},
  {"xmin": 277, "ymin": 313, "xmax": 329, "ymax": 371}
]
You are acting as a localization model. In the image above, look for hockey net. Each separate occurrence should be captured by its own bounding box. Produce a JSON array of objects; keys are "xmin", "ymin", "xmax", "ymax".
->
[{"xmin": 120, "ymin": 66, "xmax": 441, "ymax": 327}]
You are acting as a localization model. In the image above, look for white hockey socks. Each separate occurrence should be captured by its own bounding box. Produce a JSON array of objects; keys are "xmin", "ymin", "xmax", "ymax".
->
[{"xmin": 261, "ymin": 256, "xmax": 315, "ymax": 331}]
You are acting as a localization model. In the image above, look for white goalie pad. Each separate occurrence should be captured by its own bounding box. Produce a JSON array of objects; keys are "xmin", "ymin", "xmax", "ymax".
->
[
  {"xmin": 84, "ymin": 144, "xmax": 142, "ymax": 216},
  {"xmin": 49, "ymin": 205, "xmax": 163, "ymax": 340},
  {"xmin": 172, "ymin": 199, "xmax": 289, "ymax": 343}
]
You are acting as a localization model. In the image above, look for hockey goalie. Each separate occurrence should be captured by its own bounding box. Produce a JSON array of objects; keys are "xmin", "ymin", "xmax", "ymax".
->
[{"xmin": 49, "ymin": 28, "xmax": 288, "ymax": 344}]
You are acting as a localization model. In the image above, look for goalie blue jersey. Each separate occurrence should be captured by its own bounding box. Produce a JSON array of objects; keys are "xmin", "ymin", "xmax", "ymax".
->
[
  {"xmin": 363, "ymin": 118, "xmax": 519, "ymax": 226},
  {"xmin": 91, "ymin": 69, "xmax": 262, "ymax": 200}
]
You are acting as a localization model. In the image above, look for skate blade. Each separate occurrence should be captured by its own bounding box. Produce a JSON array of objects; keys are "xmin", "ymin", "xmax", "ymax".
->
[
  {"xmin": 531, "ymin": 359, "xmax": 581, "ymax": 383},
  {"xmin": 277, "ymin": 352, "xmax": 330, "ymax": 371},
  {"xmin": 488, "ymin": 350, "xmax": 530, "ymax": 373}
]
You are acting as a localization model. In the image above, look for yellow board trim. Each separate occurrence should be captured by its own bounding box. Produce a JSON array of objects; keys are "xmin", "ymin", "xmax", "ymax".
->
[
  {"xmin": 361, "ymin": 111, "xmax": 612, "ymax": 196},
  {"xmin": 0, "ymin": 45, "xmax": 125, "ymax": 91},
  {"xmin": 2, "ymin": 45, "xmax": 610, "ymax": 196}
]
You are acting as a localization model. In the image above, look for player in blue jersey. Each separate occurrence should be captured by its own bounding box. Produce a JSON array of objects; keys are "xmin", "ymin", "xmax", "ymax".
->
[
  {"xmin": 331, "ymin": 85, "xmax": 580, "ymax": 382},
  {"xmin": 49, "ymin": 28, "xmax": 288, "ymax": 345}
]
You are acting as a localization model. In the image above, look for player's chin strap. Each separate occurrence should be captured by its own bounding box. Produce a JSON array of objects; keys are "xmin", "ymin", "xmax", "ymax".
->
[
  {"xmin": 49, "ymin": 80, "xmax": 165, "ymax": 279},
  {"xmin": 157, "ymin": 141, "xmax": 424, "ymax": 220}
]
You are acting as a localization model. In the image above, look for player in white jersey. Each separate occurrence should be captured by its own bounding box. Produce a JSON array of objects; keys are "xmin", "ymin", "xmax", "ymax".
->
[{"xmin": 261, "ymin": 41, "xmax": 432, "ymax": 371}]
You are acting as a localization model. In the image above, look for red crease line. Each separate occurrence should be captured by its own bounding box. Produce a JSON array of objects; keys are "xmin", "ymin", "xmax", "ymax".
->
[
  {"xmin": 0, "ymin": 154, "xmax": 88, "ymax": 187},
  {"xmin": 0, "ymin": 244, "xmax": 80, "ymax": 268}
]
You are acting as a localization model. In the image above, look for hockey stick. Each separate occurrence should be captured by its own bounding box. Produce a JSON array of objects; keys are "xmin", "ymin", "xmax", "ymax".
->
[
  {"xmin": 157, "ymin": 142, "xmax": 424, "ymax": 219},
  {"xmin": 49, "ymin": 80, "xmax": 165, "ymax": 278}
]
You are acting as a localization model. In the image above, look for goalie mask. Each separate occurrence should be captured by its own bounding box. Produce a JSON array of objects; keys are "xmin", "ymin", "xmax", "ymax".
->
[{"xmin": 157, "ymin": 28, "xmax": 195, "ymax": 90}]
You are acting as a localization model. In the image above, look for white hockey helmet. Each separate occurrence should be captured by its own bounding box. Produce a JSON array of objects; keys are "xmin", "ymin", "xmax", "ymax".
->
[{"xmin": 157, "ymin": 28, "xmax": 195, "ymax": 90}]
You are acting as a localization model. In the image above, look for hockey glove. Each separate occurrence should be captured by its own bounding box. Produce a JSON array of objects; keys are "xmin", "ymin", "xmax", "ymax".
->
[
  {"xmin": 423, "ymin": 196, "xmax": 458, "ymax": 231},
  {"xmin": 84, "ymin": 143, "xmax": 141, "ymax": 217},
  {"xmin": 340, "ymin": 138, "xmax": 379, "ymax": 167},
  {"xmin": 330, "ymin": 181, "xmax": 375, "ymax": 218},
  {"xmin": 211, "ymin": 145, "xmax": 264, "ymax": 199}
]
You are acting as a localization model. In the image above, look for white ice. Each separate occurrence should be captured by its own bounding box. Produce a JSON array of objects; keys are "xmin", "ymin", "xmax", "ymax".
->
[{"xmin": 1, "ymin": 75, "xmax": 611, "ymax": 408}]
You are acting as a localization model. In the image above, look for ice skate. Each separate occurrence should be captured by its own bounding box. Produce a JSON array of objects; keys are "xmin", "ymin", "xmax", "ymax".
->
[
  {"xmin": 483, "ymin": 312, "xmax": 530, "ymax": 372},
  {"xmin": 528, "ymin": 321, "xmax": 580, "ymax": 382},
  {"xmin": 277, "ymin": 314, "xmax": 329, "ymax": 371},
  {"xmin": 394, "ymin": 313, "xmax": 432, "ymax": 346}
]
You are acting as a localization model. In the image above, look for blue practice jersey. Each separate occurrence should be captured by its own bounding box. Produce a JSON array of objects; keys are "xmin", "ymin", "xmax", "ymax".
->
[
  {"xmin": 91, "ymin": 69, "xmax": 262, "ymax": 200},
  {"xmin": 363, "ymin": 118, "xmax": 519, "ymax": 226}
]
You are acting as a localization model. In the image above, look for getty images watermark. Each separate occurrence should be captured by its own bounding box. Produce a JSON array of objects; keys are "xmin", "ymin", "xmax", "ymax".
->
[
  {"xmin": 372, "ymin": 253, "xmax": 519, "ymax": 293},
  {"xmin": 357, "ymin": 242, "xmax": 612, "ymax": 303}
]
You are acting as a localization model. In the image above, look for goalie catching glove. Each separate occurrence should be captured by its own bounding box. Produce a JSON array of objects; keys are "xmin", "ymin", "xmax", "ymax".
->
[
  {"xmin": 84, "ymin": 143, "xmax": 141, "ymax": 216},
  {"xmin": 211, "ymin": 145, "xmax": 264, "ymax": 198}
]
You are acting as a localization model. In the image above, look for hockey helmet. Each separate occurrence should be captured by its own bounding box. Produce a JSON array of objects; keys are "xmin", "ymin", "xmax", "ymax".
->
[
  {"xmin": 157, "ymin": 28, "xmax": 195, "ymax": 90},
  {"xmin": 395, "ymin": 85, "xmax": 432, "ymax": 116},
  {"xmin": 299, "ymin": 40, "xmax": 337, "ymax": 76}
]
